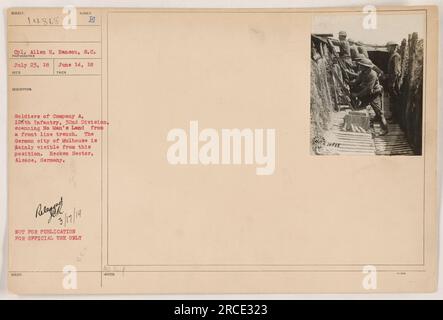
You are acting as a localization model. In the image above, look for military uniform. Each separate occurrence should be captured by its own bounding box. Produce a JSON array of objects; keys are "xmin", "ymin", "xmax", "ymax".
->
[
  {"xmin": 357, "ymin": 43, "xmax": 369, "ymax": 59},
  {"xmin": 351, "ymin": 58, "xmax": 388, "ymax": 134},
  {"xmin": 330, "ymin": 38, "xmax": 350, "ymax": 57},
  {"xmin": 387, "ymin": 52, "xmax": 401, "ymax": 93},
  {"xmin": 330, "ymin": 31, "xmax": 353, "ymax": 71},
  {"xmin": 386, "ymin": 41, "xmax": 402, "ymax": 121},
  {"xmin": 348, "ymin": 39, "xmax": 359, "ymax": 60},
  {"xmin": 387, "ymin": 52, "xmax": 401, "ymax": 94},
  {"xmin": 347, "ymin": 54, "xmax": 384, "ymax": 80}
]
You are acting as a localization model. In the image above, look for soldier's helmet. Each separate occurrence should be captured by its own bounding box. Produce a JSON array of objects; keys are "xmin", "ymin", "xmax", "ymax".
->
[
  {"xmin": 354, "ymin": 54, "xmax": 366, "ymax": 61},
  {"xmin": 386, "ymin": 41, "xmax": 398, "ymax": 47},
  {"xmin": 357, "ymin": 58, "xmax": 374, "ymax": 68},
  {"xmin": 348, "ymin": 38, "xmax": 355, "ymax": 44},
  {"xmin": 338, "ymin": 31, "xmax": 347, "ymax": 37}
]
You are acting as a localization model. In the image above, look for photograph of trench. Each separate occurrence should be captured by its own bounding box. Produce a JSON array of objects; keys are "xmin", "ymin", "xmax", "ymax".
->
[{"xmin": 310, "ymin": 13, "xmax": 424, "ymax": 156}]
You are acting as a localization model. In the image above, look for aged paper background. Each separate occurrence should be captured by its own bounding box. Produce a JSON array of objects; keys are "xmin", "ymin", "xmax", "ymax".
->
[{"xmin": 6, "ymin": 6, "xmax": 439, "ymax": 294}]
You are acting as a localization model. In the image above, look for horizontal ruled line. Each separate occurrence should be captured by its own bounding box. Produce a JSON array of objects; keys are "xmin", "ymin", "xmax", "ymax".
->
[
  {"xmin": 9, "ymin": 57, "xmax": 102, "ymax": 59},
  {"xmin": 8, "ymin": 24, "xmax": 100, "ymax": 27},
  {"xmin": 9, "ymin": 270, "xmax": 427, "ymax": 273},
  {"xmin": 9, "ymin": 74, "xmax": 101, "ymax": 77},
  {"xmin": 8, "ymin": 41, "xmax": 101, "ymax": 43}
]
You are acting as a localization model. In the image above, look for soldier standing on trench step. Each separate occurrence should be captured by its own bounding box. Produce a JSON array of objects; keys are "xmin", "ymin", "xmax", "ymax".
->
[
  {"xmin": 350, "ymin": 58, "xmax": 388, "ymax": 136},
  {"xmin": 330, "ymin": 31, "xmax": 353, "ymax": 72}
]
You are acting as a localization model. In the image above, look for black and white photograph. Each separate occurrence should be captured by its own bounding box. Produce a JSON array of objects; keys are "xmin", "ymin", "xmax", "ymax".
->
[
  {"xmin": 310, "ymin": 13, "xmax": 425, "ymax": 155},
  {"xmin": 1, "ymin": 1, "xmax": 441, "ymax": 303}
]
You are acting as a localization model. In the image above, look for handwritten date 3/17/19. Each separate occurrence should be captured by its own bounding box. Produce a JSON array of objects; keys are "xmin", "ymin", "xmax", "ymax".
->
[{"xmin": 35, "ymin": 197, "xmax": 82, "ymax": 226}]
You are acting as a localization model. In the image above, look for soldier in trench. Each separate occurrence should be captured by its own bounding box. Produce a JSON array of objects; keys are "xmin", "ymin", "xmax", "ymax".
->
[
  {"xmin": 385, "ymin": 41, "xmax": 402, "ymax": 122},
  {"xmin": 350, "ymin": 58, "xmax": 388, "ymax": 136},
  {"xmin": 347, "ymin": 53, "xmax": 384, "ymax": 79},
  {"xmin": 356, "ymin": 41, "xmax": 369, "ymax": 59},
  {"xmin": 329, "ymin": 31, "xmax": 353, "ymax": 71},
  {"xmin": 348, "ymin": 38, "xmax": 359, "ymax": 60}
]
